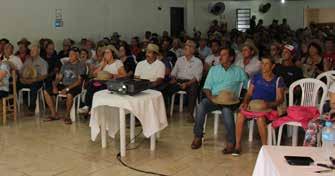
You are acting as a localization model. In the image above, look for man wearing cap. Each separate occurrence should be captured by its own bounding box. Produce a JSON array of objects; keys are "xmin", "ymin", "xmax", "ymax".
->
[
  {"xmin": 134, "ymin": 43, "xmax": 165, "ymax": 88},
  {"xmin": 43, "ymin": 47, "xmax": 86, "ymax": 124},
  {"xmin": 191, "ymin": 46, "xmax": 248, "ymax": 151},
  {"xmin": 274, "ymin": 44, "xmax": 303, "ymax": 87},
  {"xmin": 234, "ymin": 40, "xmax": 261, "ymax": 78},
  {"xmin": 3, "ymin": 43, "xmax": 23, "ymax": 71},
  {"xmin": 163, "ymin": 40, "xmax": 203, "ymax": 121},
  {"xmin": 18, "ymin": 45, "xmax": 48, "ymax": 113}
]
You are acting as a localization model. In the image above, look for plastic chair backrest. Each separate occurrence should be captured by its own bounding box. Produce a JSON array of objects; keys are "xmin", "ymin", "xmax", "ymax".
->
[
  {"xmin": 289, "ymin": 78, "xmax": 327, "ymax": 114},
  {"xmin": 316, "ymin": 71, "xmax": 335, "ymax": 89}
]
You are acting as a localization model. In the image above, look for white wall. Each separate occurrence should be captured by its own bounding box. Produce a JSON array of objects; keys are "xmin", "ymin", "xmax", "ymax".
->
[
  {"xmin": 193, "ymin": 0, "xmax": 335, "ymax": 35},
  {"xmin": 0, "ymin": 0, "xmax": 184, "ymax": 49}
]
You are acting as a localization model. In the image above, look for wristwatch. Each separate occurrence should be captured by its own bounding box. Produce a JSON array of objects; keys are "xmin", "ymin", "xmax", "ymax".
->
[{"xmin": 65, "ymin": 88, "xmax": 70, "ymax": 92}]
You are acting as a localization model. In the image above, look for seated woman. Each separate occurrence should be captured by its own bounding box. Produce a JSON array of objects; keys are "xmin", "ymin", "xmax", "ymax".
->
[
  {"xmin": 78, "ymin": 45, "xmax": 127, "ymax": 114},
  {"xmin": 119, "ymin": 43, "xmax": 136, "ymax": 77},
  {"xmin": 0, "ymin": 60, "xmax": 10, "ymax": 99},
  {"xmin": 234, "ymin": 56, "xmax": 285, "ymax": 156}
]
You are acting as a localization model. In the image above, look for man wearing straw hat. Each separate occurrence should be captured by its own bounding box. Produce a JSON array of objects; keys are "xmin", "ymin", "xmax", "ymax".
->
[
  {"xmin": 18, "ymin": 45, "xmax": 48, "ymax": 113},
  {"xmin": 191, "ymin": 46, "xmax": 248, "ymax": 153}
]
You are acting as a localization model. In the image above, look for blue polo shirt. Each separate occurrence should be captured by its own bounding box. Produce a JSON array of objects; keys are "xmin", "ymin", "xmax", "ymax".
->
[{"xmin": 203, "ymin": 64, "xmax": 248, "ymax": 96}]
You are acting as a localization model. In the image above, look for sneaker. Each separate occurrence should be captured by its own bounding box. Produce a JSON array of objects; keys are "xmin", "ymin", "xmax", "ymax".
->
[
  {"xmin": 232, "ymin": 149, "xmax": 241, "ymax": 157},
  {"xmin": 78, "ymin": 106, "xmax": 89, "ymax": 114}
]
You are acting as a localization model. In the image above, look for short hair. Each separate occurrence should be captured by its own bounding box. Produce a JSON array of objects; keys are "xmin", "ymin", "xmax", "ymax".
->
[
  {"xmin": 308, "ymin": 42, "xmax": 322, "ymax": 55},
  {"xmin": 80, "ymin": 48, "xmax": 91, "ymax": 58},
  {"xmin": 261, "ymin": 55, "xmax": 276, "ymax": 64},
  {"xmin": 185, "ymin": 40, "xmax": 196, "ymax": 49},
  {"xmin": 219, "ymin": 46, "xmax": 236, "ymax": 63},
  {"xmin": 210, "ymin": 39, "xmax": 221, "ymax": 47}
]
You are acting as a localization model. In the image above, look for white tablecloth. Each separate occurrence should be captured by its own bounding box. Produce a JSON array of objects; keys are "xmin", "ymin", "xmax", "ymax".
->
[
  {"xmin": 89, "ymin": 89, "xmax": 168, "ymax": 141},
  {"xmin": 253, "ymin": 146, "xmax": 334, "ymax": 176}
]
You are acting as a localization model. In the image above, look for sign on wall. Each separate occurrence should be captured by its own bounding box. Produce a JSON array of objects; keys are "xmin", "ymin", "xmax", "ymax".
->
[{"xmin": 54, "ymin": 9, "xmax": 64, "ymax": 28}]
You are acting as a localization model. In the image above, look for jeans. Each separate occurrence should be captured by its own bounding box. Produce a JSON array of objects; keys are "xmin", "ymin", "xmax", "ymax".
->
[{"xmin": 193, "ymin": 98, "xmax": 236, "ymax": 145}]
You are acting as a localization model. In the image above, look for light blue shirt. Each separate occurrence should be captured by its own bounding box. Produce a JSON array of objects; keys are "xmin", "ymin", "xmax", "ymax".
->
[
  {"xmin": 0, "ymin": 62, "xmax": 10, "ymax": 92},
  {"xmin": 203, "ymin": 64, "xmax": 248, "ymax": 96}
]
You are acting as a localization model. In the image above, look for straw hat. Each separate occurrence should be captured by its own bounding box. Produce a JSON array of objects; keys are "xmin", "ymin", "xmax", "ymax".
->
[
  {"xmin": 22, "ymin": 66, "xmax": 37, "ymax": 79},
  {"xmin": 247, "ymin": 100, "xmax": 272, "ymax": 112},
  {"xmin": 212, "ymin": 90, "xmax": 240, "ymax": 105},
  {"xmin": 147, "ymin": 43, "xmax": 160, "ymax": 54},
  {"xmin": 95, "ymin": 71, "xmax": 111, "ymax": 81}
]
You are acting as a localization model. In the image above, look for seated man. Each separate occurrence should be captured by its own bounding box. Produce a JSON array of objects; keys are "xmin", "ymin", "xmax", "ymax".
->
[
  {"xmin": 0, "ymin": 60, "xmax": 10, "ymax": 99},
  {"xmin": 3, "ymin": 43, "xmax": 23, "ymax": 71},
  {"xmin": 163, "ymin": 40, "xmax": 203, "ymax": 120},
  {"xmin": 191, "ymin": 46, "xmax": 248, "ymax": 152},
  {"xmin": 18, "ymin": 45, "xmax": 48, "ymax": 112},
  {"xmin": 204, "ymin": 39, "xmax": 221, "ymax": 73},
  {"xmin": 43, "ymin": 47, "xmax": 86, "ymax": 124},
  {"xmin": 234, "ymin": 56, "xmax": 285, "ymax": 156},
  {"xmin": 134, "ymin": 43, "xmax": 165, "ymax": 88}
]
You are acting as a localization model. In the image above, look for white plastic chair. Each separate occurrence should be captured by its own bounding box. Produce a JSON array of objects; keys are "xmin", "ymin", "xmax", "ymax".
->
[
  {"xmin": 316, "ymin": 70, "xmax": 335, "ymax": 100},
  {"xmin": 276, "ymin": 78, "xmax": 327, "ymax": 146},
  {"xmin": 203, "ymin": 82, "xmax": 244, "ymax": 137},
  {"xmin": 18, "ymin": 88, "xmax": 45, "ymax": 113},
  {"xmin": 170, "ymin": 90, "xmax": 187, "ymax": 117}
]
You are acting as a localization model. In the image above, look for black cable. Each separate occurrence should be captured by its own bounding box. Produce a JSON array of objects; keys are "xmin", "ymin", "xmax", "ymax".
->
[{"xmin": 116, "ymin": 129, "xmax": 170, "ymax": 176}]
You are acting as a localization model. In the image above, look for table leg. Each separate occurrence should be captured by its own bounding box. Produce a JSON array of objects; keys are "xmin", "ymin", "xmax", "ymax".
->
[
  {"xmin": 150, "ymin": 133, "xmax": 156, "ymax": 151},
  {"xmin": 130, "ymin": 114, "xmax": 135, "ymax": 143},
  {"xmin": 120, "ymin": 108, "xmax": 126, "ymax": 157},
  {"xmin": 101, "ymin": 115, "xmax": 107, "ymax": 148}
]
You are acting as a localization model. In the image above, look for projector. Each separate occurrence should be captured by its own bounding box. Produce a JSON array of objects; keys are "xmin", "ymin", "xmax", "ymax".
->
[{"xmin": 106, "ymin": 78, "xmax": 151, "ymax": 95}]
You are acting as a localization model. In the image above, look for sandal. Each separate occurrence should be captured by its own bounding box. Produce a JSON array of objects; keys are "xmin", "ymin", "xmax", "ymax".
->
[
  {"xmin": 64, "ymin": 118, "xmax": 72, "ymax": 125},
  {"xmin": 43, "ymin": 116, "xmax": 60, "ymax": 122},
  {"xmin": 232, "ymin": 149, "xmax": 241, "ymax": 157},
  {"xmin": 222, "ymin": 147, "xmax": 234, "ymax": 155}
]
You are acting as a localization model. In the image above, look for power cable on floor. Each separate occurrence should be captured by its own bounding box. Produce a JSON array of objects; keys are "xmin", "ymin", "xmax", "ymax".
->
[{"xmin": 116, "ymin": 129, "xmax": 170, "ymax": 176}]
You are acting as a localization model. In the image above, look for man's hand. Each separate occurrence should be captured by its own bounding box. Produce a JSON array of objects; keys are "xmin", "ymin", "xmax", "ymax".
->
[
  {"xmin": 240, "ymin": 102, "xmax": 248, "ymax": 110},
  {"xmin": 180, "ymin": 83, "xmax": 187, "ymax": 90}
]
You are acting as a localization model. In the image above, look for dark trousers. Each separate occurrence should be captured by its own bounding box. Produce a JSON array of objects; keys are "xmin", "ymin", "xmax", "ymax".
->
[
  {"xmin": 163, "ymin": 80, "xmax": 199, "ymax": 115},
  {"xmin": 84, "ymin": 80, "xmax": 107, "ymax": 109},
  {"xmin": 17, "ymin": 81, "xmax": 43, "ymax": 111},
  {"xmin": 0, "ymin": 91, "xmax": 8, "ymax": 99}
]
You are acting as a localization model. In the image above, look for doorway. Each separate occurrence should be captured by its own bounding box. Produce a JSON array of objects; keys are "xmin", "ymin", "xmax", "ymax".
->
[{"xmin": 170, "ymin": 7, "xmax": 184, "ymax": 37}]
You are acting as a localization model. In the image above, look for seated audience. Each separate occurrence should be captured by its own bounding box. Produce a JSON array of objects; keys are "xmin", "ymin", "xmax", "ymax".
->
[
  {"xmin": 323, "ymin": 37, "xmax": 335, "ymax": 71},
  {"xmin": 204, "ymin": 39, "xmax": 221, "ymax": 72},
  {"xmin": 18, "ymin": 45, "xmax": 48, "ymax": 112},
  {"xmin": 234, "ymin": 56, "xmax": 285, "ymax": 156},
  {"xmin": 270, "ymin": 42, "xmax": 282, "ymax": 64},
  {"xmin": 302, "ymin": 42, "xmax": 324, "ymax": 78},
  {"xmin": 170, "ymin": 38, "xmax": 184, "ymax": 58},
  {"xmin": 78, "ymin": 45, "xmax": 127, "ymax": 114},
  {"xmin": 0, "ymin": 38, "xmax": 9, "ymax": 58},
  {"xmin": 43, "ymin": 47, "xmax": 85, "ymax": 124},
  {"xmin": 134, "ymin": 43, "xmax": 165, "ymax": 88},
  {"xmin": 3, "ymin": 43, "xmax": 23, "ymax": 71},
  {"xmin": 119, "ymin": 43, "xmax": 137, "ymax": 77},
  {"xmin": 191, "ymin": 46, "xmax": 248, "ymax": 151},
  {"xmin": 15, "ymin": 38, "xmax": 31, "ymax": 63},
  {"xmin": 0, "ymin": 59, "xmax": 10, "ymax": 99},
  {"xmin": 234, "ymin": 41, "xmax": 261, "ymax": 78},
  {"xmin": 198, "ymin": 38, "xmax": 211, "ymax": 60},
  {"xmin": 58, "ymin": 38, "xmax": 74, "ymax": 59},
  {"xmin": 274, "ymin": 45, "xmax": 303, "ymax": 87},
  {"xmin": 163, "ymin": 40, "xmax": 203, "ymax": 121},
  {"xmin": 161, "ymin": 39, "xmax": 177, "ymax": 66}
]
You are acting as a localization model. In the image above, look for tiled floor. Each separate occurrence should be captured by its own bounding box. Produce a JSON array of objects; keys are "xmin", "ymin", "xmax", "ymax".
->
[{"xmin": 0, "ymin": 109, "xmax": 262, "ymax": 176}]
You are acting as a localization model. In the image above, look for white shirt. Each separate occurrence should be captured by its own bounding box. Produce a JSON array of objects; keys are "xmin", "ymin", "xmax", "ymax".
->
[
  {"xmin": 103, "ymin": 60, "xmax": 123, "ymax": 74},
  {"xmin": 234, "ymin": 56, "xmax": 261, "ymax": 78},
  {"xmin": 205, "ymin": 54, "xmax": 220, "ymax": 66},
  {"xmin": 3, "ymin": 55, "xmax": 23, "ymax": 71},
  {"xmin": 171, "ymin": 56, "xmax": 203, "ymax": 81},
  {"xmin": 134, "ymin": 59, "xmax": 165, "ymax": 82},
  {"xmin": 169, "ymin": 48, "xmax": 184, "ymax": 58}
]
